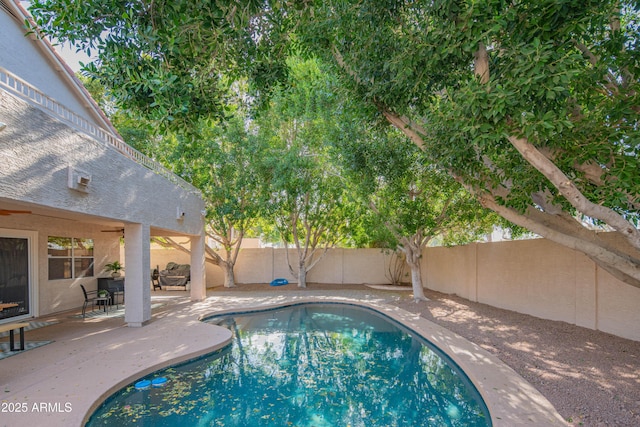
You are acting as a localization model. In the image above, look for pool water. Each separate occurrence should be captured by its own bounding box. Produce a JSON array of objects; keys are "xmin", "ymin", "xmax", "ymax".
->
[{"xmin": 86, "ymin": 303, "xmax": 491, "ymax": 426}]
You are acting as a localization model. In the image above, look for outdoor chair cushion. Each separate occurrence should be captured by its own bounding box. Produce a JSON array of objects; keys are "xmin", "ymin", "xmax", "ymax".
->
[{"xmin": 158, "ymin": 263, "xmax": 190, "ymax": 287}]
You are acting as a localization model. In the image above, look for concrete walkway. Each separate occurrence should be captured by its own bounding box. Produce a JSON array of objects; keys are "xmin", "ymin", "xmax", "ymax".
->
[{"xmin": 0, "ymin": 289, "xmax": 565, "ymax": 426}]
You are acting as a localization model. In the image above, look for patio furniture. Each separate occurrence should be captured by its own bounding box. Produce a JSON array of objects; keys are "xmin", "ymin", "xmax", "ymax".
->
[
  {"xmin": 0, "ymin": 322, "xmax": 30, "ymax": 351},
  {"xmin": 112, "ymin": 290, "xmax": 125, "ymax": 308},
  {"xmin": 151, "ymin": 267, "xmax": 161, "ymax": 291},
  {"xmin": 97, "ymin": 278, "xmax": 125, "ymax": 305},
  {"xmin": 158, "ymin": 263, "xmax": 190, "ymax": 289},
  {"xmin": 80, "ymin": 284, "xmax": 111, "ymax": 318}
]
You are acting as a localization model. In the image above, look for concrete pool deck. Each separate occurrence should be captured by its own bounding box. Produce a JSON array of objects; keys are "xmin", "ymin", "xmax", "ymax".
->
[{"xmin": 0, "ymin": 288, "xmax": 565, "ymax": 426}]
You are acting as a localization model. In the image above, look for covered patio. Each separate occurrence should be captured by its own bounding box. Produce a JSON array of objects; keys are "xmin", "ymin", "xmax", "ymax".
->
[{"xmin": 0, "ymin": 197, "xmax": 206, "ymax": 327}]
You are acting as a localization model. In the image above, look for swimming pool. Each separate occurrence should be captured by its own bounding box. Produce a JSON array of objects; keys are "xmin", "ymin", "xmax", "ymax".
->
[{"xmin": 86, "ymin": 303, "xmax": 491, "ymax": 426}]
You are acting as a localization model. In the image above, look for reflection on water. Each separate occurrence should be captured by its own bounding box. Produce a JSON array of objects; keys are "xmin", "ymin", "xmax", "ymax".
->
[{"xmin": 87, "ymin": 304, "xmax": 490, "ymax": 426}]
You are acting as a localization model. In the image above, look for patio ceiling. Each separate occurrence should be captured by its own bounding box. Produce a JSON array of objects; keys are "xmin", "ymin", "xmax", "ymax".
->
[{"xmin": 0, "ymin": 197, "xmax": 189, "ymax": 237}]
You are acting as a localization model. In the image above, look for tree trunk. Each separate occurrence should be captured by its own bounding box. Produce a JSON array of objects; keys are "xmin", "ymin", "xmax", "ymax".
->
[
  {"xmin": 507, "ymin": 135, "xmax": 640, "ymax": 250},
  {"xmin": 298, "ymin": 263, "xmax": 307, "ymax": 288},
  {"xmin": 400, "ymin": 236, "xmax": 428, "ymax": 302},
  {"xmin": 408, "ymin": 261, "xmax": 427, "ymax": 302},
  {"xmin": 474, "ymin": 42, "xmax": 490, "ymax": 84},
  {"xmin": 222, "ymin": 261, "xmax": 236, "ymax": 288}
]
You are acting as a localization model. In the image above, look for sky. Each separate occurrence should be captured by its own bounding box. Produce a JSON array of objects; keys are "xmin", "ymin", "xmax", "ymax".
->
[{"xmin": 56, "ymin": 43, "xmax": 92, "ymax": 72}]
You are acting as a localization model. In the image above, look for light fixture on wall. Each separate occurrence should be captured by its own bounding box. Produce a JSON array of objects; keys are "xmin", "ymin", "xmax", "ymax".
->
[
  {"xmin": 176, "ymin": 206, "xmax": 185, "ymax": 220},
  {"xmin": 0, "ymin": 122, "xmax": 7, "ymax": 132}
]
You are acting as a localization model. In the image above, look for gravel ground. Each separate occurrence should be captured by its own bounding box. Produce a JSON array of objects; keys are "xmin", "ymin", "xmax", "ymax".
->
[{"xmin": 212, "ymin": 283, "xmax": 640, "ymax": 426}]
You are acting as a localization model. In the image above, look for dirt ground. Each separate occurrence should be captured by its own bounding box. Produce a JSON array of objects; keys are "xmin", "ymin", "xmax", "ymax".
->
[{"xmin": 212, "ymin": 283, "xmax": 640, "ymax": 426}]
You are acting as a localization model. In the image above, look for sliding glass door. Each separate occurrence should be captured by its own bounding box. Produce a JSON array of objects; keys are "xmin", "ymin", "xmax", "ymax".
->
[{"xmin": 0, "ymin": 230, "xmax": 35, "ymax": 321}]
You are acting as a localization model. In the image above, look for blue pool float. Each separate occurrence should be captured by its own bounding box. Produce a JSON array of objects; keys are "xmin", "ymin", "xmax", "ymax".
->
[
  {"xmin": 134, "ymin": 380, "xmax": 151, "ymax": 390},
  {"xmin": 270, "ymin": 278, "xmax": 289, "ymax": 286},
  {"xmin": 152, "ymin": 377, "xmax": 168, "ymax": 387}
]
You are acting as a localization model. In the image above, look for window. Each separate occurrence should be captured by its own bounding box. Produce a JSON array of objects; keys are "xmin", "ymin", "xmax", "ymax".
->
[{"xmin": 48, "ymin": 237, "xmax": 94, "ymax": 280}]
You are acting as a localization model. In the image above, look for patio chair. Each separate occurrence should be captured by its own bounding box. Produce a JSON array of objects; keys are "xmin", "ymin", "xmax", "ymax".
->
[
  {"xmin": 80, "ymin": 284, "xmax": 110, "ymax": 318},
  {"xmin": 151, "ymin": 267, "xmax": 161, "ymax": 291}
]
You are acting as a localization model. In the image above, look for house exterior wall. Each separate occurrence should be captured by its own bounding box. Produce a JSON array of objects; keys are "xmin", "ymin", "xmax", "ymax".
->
[
  {"xmin": 1, "ymin": 216, "xmax": 121, "ymax": 316},
  {"xmin": 1, "ymin": 92, "xmax": 203, "ymax": 234},
  {"xmin": 1, "ymin": 92, "xmax": 204, "ymax": 322},
  {"xmin": 1, "ymin": 2, "xmax": 206, "ymax": 325},
  {"xmin": 0, "ymin": 9, "xmax": 102, "ymax": 128}
]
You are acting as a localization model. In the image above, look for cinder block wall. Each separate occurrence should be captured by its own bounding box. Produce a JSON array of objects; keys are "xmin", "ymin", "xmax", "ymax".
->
[
  {"xmin": 152, "ymin": 236, "xmax": 640, "ymax": 341},
  {"xmin": 421, "ymin": 238, "xmax": 640, "ymax": 341}
]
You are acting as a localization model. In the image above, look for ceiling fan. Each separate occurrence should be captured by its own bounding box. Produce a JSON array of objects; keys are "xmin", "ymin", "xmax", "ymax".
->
[
  {"xmin": 101, "ymin": 228, "xmax": 125, "ymax": 235},
  {"xmin": 0, "ymin": 209, "xmax": 32, "ymax": 216}
]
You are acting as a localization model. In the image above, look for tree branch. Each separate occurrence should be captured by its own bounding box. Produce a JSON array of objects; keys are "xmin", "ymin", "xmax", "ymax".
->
[
  {"xmin": 474, "ymin": 42, "xmax": 490, "ymax": 84},
  {"xmin": 373, "ymin": 95, "xmax": 640, "ymax": 288},
  {"xmin": 379, "ymin": 109, "xmax": 426, "ymax": 149},
  {"xmin": 151, "ymin": 236, "xmax": 221, "ymax": 266},
  {"xmin": 573, "ymin": 40, "xmax": 620, "ymax": 95},
  {"xmin": 507, "ymin": 134, "xmax": 640, "ymax": 250}
]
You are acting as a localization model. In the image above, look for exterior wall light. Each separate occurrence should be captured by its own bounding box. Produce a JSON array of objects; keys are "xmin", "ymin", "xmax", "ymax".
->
[{"xmin": 176, "ymin": 206, "xmax": 185, "ymax": 220}]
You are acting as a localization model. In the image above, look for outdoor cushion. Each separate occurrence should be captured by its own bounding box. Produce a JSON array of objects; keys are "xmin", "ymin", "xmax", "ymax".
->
[{"xmin": 159, "ymin": 263, "xmax": 190, "ymax": 287}]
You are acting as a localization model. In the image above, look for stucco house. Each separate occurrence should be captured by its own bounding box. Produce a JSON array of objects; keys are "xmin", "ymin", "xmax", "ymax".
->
[{"xmin": 0, "ymin": 0, "xmax": 206, "ymax": 327}]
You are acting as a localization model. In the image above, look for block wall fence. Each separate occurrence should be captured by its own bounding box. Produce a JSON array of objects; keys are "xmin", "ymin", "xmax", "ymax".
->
[{"xmin": 151, "ymin": 236, "xmax": 640, "ymax": 341}]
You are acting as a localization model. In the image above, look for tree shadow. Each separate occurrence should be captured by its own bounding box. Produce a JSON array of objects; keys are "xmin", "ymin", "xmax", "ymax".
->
[{"xmin": 396, "ymin": 289, "xmax": 640, "ymax": 426}]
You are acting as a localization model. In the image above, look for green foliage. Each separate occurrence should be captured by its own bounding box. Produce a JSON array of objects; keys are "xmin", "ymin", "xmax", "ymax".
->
[
  {"xmin": 31, "ymin": 0, "xmax": 640, "ymax": 223},
  {"xmin": 29, "ymin": 0, "xmax": 640, "ymax": 285},
  {"xmin": 77, "ymin": 74, "xmax": 157, "ymax": 155},
  {"xmin": 104, "ymin": 261, "xmax": 123, "ymax": 273},
  {"xmin": 168, "ymin": 112, "xmax": 271, "ymax": 256},
  {"xmin": 287, "ymin": 0, "xmax": 640, "ymax": 285},
  {"xmin": 295, "ymin": 0, "xmax": 640, "ymax": 225},
  {"xmin": 337, "ymin": 126, "xmax": 499, "ymax": 250},
  {"xmin": 257, "ymin": 57, "xmax": 357, "ymax": 251},
  {"xmin": 30, "ymin": 0, "xmax": 290, "ymax": 131}
]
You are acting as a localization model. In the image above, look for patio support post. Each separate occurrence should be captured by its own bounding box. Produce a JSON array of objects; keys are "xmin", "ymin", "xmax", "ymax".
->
[
  {"xmin": 124, "ymin": 223, "xmax": 151, "ymax": 327},
  {"xmin": 190, "ymin": 231, "xmax": 206, "ymax": 301}
]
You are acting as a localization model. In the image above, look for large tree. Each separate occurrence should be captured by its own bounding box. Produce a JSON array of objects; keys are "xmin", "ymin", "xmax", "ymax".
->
[
  {"xmin": 185, "ymin": 113, "xmax": 269, "ymax": 288},
  {"xmin": 258, "ymin": 57, "xmax": 356, "ymax": 288},
  {"xmin": 31, "ymin": 1, "xmax": 640, "ymax": 287},
  {"xmin": 340, "ymin": 127, "xmax": 499, "ymax": 300},
  {"xmin": 295, "ymin": 0, "xmax": 640, "ymax": 287},
  {"xmin": 81, "ymin": 70, "xmax": 268, "ymax": 288}
]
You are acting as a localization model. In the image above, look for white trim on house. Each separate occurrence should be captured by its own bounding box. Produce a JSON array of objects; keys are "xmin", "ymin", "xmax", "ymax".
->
[
  {"xmin": 0, "ymin": 66, "xmax": 199, "ymax": 194},
  {"xmin": 2, "ymin": 0, "xmax": 117, "ymax": 134}
]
